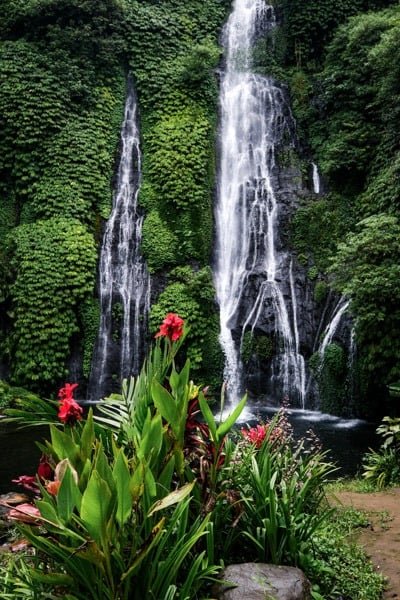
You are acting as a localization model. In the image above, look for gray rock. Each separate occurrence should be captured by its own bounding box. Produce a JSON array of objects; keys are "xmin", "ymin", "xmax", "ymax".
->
[{"xmin": 215, "ymin": 563, "xmax": 311, "ymax": 600}]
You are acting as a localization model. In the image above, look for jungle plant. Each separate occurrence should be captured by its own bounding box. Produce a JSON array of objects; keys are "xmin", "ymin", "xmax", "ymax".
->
[
  {"xmin": 219, "ymin": 412, "xmax": 336, "ymax": 566},
  {"xmin": 5, "ymin": 318, "xmax": 223, "ymax": 599},
  {"xmin": 362, "ymin": 415, "xmax": 400, "ymax": 488}
]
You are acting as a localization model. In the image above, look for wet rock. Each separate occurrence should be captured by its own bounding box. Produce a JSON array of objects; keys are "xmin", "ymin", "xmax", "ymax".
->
[{"xmin": 215, "ymin": 563, "xmax": 311, "ymax": 600}]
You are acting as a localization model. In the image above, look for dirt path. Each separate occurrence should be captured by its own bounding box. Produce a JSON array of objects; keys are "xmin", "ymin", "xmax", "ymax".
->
[{"xmin": 332, "ymin": 488, "xmax": 400, "ymax": 599}]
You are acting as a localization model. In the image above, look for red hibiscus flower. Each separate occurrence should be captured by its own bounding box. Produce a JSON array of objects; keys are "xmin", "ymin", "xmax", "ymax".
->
[
  {"xmin": 155, "ymin": 313, "xmax": 184, "ymax": 342},
  {"xmin": 57, "ymin": 383, "xmax": 83, "ymax": 425}
]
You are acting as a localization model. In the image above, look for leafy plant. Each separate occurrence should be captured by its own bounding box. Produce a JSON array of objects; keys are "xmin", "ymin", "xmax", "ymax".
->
[{"xmin": 303, "ymin": 507, "xmax": 385, "ymax": 599}]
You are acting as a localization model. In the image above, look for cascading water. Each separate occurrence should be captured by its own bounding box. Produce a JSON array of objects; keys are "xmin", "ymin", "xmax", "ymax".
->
[
  {"xmin": 214, "ymin": 0, "xmax": 306, "ymax": 406},
  {"xmin": 88, "ymin": 80, "xmax": 150, "ymax": 401},
  {"xmin": 312, "ymin": 162, "xmax": 321, "ymax": 194},
  {"xmin": 318, "ymin": 297, "xmax": 350, "ymax": 358}
]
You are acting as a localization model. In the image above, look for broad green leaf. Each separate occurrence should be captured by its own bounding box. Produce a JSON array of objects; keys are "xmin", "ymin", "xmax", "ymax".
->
[
  {"xmin": 130, "ymin": 461, "xmax": 145, "ymax": 500},
  {"xmin": 30, "ymin": 570, "xmax": 74, "ymax": 587},
  {"xmin": 57, "ymin": 465, "xmax": 82, "ymax": 523},
  {"xmin": 198, "ymin": 392, "xmax": 217, "ymax": 442},
  {"xmin": 94, "ymin": 444, "xmax": 115, "ymax": 495},
  {"xmin": 152, "ymin": 381, "xmax": 179, "ymax": 434},
  {"xmin": 80, "ymin": 409, "xmax": 95, "ymax": 462},
  {"xmin": 80, "ymin": 471, "xmax": 112, "ymax": 547},
  {"xmin": 216, "ymin": 394, "xmax": 247, "ymax": 438},
  {"xmin": 138, "ymin": 413, "xmax": 163, "ymax": 462},
  {"xmin": 148, "ymin": 482, "xmax": 195, "ymax": 516},
  {"xmin": 50, "ymin": 425, "xmax": 79, "ymax": 463},
  {"xmin": 145, "ymin": 465, "xmax": 157, "ymax": 498},
  {"xmin": 112, "ymin": 450, "xmax": 132, "ymax": 526},
  {"xmin": 36, "ymin": 499, "xmax": 64, "ymax": 528}
]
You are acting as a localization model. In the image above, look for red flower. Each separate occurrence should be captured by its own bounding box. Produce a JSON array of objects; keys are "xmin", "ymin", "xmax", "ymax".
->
[
  {"xmin": 58, "ymin": 382, "xmax": 79, "ymax": 401},
  {"xmin": 57, "ymin": 383, "xmax": 83, "ymax": 425},
  {"xmin": 58, "ymin": 398, "xmax": 83, "ymax": 425},
  {"xmin": 155, "ymin": 313, "xmax": 184, "ymax": 342},
  {"xmin": 12, "ymin": 475, "xmax": 39, "ymax": 494},
  {"xmin": 241, "ymin": 424, "xmax": 269, "ymax": 448}
]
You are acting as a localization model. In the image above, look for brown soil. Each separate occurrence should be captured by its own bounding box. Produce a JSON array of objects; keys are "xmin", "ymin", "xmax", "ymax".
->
[{"xmin": 331, "ymin": 488, "xmax": 400, "ymax": 599}]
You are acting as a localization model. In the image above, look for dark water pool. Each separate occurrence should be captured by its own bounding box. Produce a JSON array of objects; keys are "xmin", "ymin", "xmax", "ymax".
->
[
  {"xmin": 0, "ymin": 422, "xmax": 45, "ymax": 495},
  {"xmin": 223, "ymin": 403, "xmax": 380, "ymax": 477},
  {"xmin": 0, "ymin": 406, "xmax": 379, "ymax": 495}
]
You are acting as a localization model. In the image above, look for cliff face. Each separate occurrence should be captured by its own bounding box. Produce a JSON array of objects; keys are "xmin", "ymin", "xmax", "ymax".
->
[{"xmin": 0, "ymin": 0, "xmax": 398, "ymax": 417}]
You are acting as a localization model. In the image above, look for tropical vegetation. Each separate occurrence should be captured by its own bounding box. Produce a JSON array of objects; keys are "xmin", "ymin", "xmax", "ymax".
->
[{"xmin": 0, "ymin": 318, "xmax": 385, "ymax": 599}]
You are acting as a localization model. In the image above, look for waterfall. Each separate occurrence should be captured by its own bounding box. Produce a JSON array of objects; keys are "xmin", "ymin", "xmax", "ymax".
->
[
  {"xmin": 318, "ymin": 297, "xmax": 350, "ymax": 357},
  {"xmin": 214, "ymin": 0, "xmax": 305, "ymax": 406},
  {"xmin": 88, "ymin": 79, "xmax": 150, "ymax": 401},
  {"xmin": 312, "ymin": 162, "xmax": 320, "ymax": 194}
]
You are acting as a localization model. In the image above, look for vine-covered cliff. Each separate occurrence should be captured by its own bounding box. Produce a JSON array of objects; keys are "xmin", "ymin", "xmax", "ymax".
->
[{"xmin": 0, "ymin": 0, "xmax": 398, "ymax": 416}]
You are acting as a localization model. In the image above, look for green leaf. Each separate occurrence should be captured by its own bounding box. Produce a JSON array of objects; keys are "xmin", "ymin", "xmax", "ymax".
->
[
  {"xmin": 130, "ymin": 461, "xmax": 145, "ymax": 501},
  {"xmin": 158, "ymin": 456, "xmax": 175, "ymax": 497},
  {"xmin": 36, "ymin": 499, "xmax": 64, "ymax": 528},
  {"xmin": 80, "ymin": 409, "xmax": 95, "ymax": 462},
  {"xmin": 152, "ymin": 381, "xmax": 179, "ymax": 435},
  {"xmin": 80, "ymin": 470, "xmax": 112, "ymax": 547},
  {"xmin": 216, "ymin": 394, "xmax": 247, "ymax": 439},
  {"xmin": 198, "ymin": 392, "xmax": 217, "ymax": 442},
  {"xmin": 148, "ymin": 482, "xmax": 195, "ymax": 516},
  {"xmin": 94, "ymin": 444, "xmax": 115, "ymax": 494},
  {"xmin": 29, "ymin": 570, "xmax": 74, "ymax": 587},
  {"xmin": 121, "ymin": 518, "xmax": 165, "ymax": 582},
  {"xmin": 112, "ymin": 450, "xmax": 132, "ymax": 526},
  {"xmin": 50, "ymin": 425, "xmax": 80, "ymax": 463},
  {"xmin": 57, "ymin": 465, "xmax": 82, "ymax": 523},
  {"xmin": 139, "ymin": 413, "xmax": 163, "ymax": 462}
]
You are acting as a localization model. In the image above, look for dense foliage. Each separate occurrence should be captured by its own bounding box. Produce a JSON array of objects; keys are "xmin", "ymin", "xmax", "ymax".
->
[
  {"xmin": 1, "ymin": 0, "xmax": 399, "ymax": 408},
  {"xmin": 0, "ymin": 0, "xmax": 229, "ymax": 392},
  {"xmin": 0, "ymin": 0, "xmax": 125, "ymax": 391},
  {"xmin": 288, "ymin": 1, "xmax": 400, "ymax": 401},
  {"xmin": 1, "ymin": 328, "xmax": 341, "ymax": 598}
]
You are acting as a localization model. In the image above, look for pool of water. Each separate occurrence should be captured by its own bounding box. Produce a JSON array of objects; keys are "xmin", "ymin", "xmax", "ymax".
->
[
  {"xmin": 0, "ymin": 405, "xmax": 379, "ymax": 495},
  {"xmin": 0, "ymin": 421, "xmax": 44, "ymax": 495},
  {"xmin": 232, "ymin": 403, "xmax": 379, "ymax": 477}
]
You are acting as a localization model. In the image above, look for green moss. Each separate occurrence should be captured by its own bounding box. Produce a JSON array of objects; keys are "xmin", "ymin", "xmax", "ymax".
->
[
  {"xmin": 314, "ymin": 343, "xmax": 347, "ymax": 415},
  {"xmin": 314, "ymin": 281, "xmax": 329, "ymax": 304},
  {"xmin": 9, "ymin": 218, "xmax": 97, "ymax": 390},
  {"xmin": 0, "ymin": 379, "xmax": 42, "ymax": 412},
  {"xmin": 241, "ymin": 332, "xmax": 274, "ymax": 364},
  {"xmin": 79, "ymin": 297, "xmax": 100, "ymax": 379},
  {"xmin": 141, "ymin": 211, "xmax": 179, "ymax": 273},
  {"xmin": 150, "ymin": 266, "xmax": 222, "ymax": 385}
]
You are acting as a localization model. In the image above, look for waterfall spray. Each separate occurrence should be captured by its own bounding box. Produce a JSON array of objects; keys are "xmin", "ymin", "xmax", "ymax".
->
[
  {"xmin": 214, "ymin": 0, "xmax": 305, "ymax": 406},
  {"xmin": 89, "ymin": 79, "xmax": 150, "ymax": 401}
]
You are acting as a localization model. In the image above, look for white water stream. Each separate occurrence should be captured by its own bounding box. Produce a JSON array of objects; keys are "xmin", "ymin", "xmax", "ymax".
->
[
  {"xmin": 214, "ymin": 0, "xmax": 305, "ymax": 405},
  {"xmin": 312, "ymin": 162, "xmax": 320, "ymax": 194},
  {"xmin": 89, "ymin": 81, "xmax": 150, "ymax": 400}
]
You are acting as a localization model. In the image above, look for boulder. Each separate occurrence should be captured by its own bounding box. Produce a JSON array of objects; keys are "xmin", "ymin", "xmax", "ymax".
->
[{"xmin": 215, "ymin": 563, "xmax": 311, "ymax": 600}]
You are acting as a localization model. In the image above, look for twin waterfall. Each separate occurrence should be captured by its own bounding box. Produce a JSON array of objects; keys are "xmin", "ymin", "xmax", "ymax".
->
[
  {"xmin": 88, "ymin": 1, "xmax": 350, "ymax": 408},
  {"xmin": 89, "ymin": 82, "xmax": 150, "ymax": 401},
  {"xmin": 214, "ymin": 0, "xmax": 306, "ymax": 405}
]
